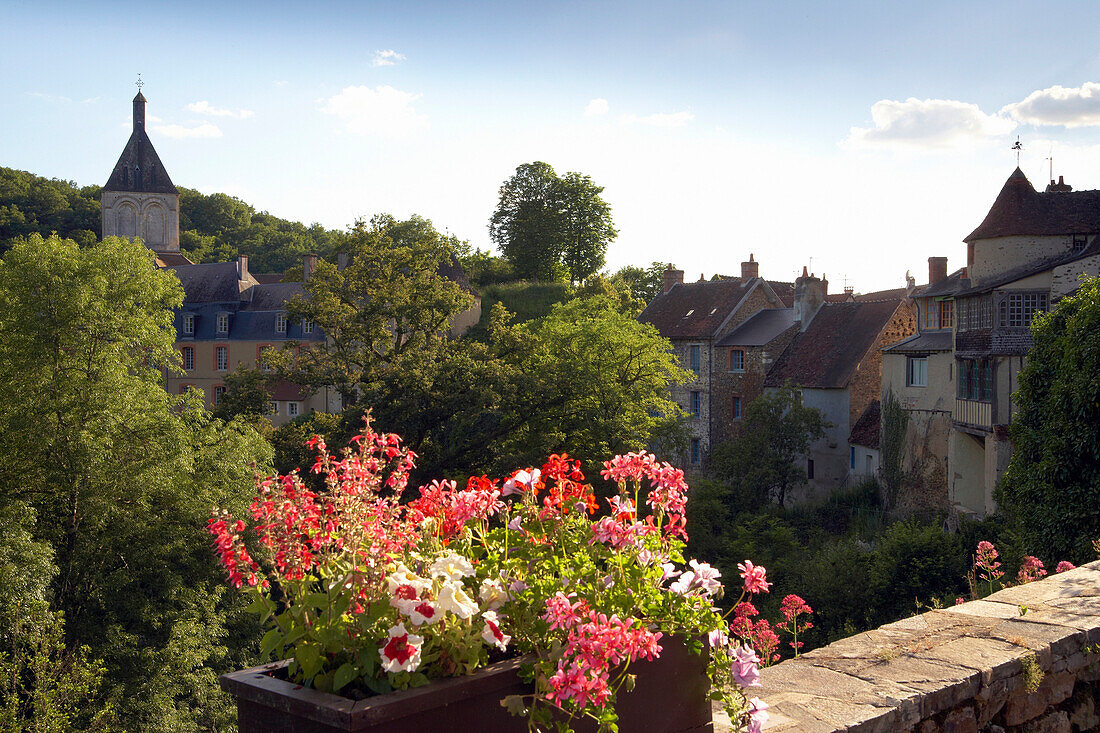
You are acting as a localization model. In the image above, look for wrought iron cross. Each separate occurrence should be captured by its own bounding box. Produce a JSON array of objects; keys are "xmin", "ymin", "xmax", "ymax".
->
[{"xmin": 136, "ymin": 74, "xmax": 144, "ymax": 91}]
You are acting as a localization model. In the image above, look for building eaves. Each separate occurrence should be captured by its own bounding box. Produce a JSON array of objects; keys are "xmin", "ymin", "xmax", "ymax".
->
[
  {"xmin": 882, "ymin": 330, "xmax": 953, "ymax": 354},
  {"xmin": 716, "ymin": 308, "xmax": 796, "ymax": 347}
]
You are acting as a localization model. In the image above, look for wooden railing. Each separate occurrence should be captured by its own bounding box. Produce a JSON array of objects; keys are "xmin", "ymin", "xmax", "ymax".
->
[{"xmin": 954, "ymin": 398, "xmax": 991, "ymax": 429}]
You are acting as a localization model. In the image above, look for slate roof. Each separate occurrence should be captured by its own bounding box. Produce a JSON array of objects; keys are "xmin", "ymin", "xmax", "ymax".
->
[
  {"xmin": 915, "ymin": 268, "xmax": 968, "ymax": 298},
  {"xmin": 965, "ymin": 168, "xmax": 1100, "ymax": 242},
  {"xmin": 103, "ymin": 93, "xmax": 178, "ymax": 194},
  {"xmin": 250, "ymin": 282, "xmax": 304, "ymax": 310},
  {"xmin": 716, "ymin": 308, "xmax": 796, "ymax": 347},
  {"xmin": 765, "ymin": 298, "xmax": 903, "ymax": 389},
  {"xmin": 252, "ymin": 273, "xmax": 285, "ymax": 285},
  {"xmin": 169, "ymin": 262, "xmax": 252, "ymax": 303},
  {"xmin": 882, "ymin": 330, "xmax": 953, "ymax": 354},
  {"xmin": 638, "ymin": 277, "xmax": 757, "ymax": 340},
  {"xmin": 849, "ymin": 400, "xmax": 881, "ymax": 449}
]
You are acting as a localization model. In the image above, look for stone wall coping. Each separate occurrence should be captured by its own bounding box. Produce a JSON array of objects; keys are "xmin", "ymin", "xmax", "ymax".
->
[{"xmin": 744, "ymin": 560, "xmax": 1100, "ymax": 732}]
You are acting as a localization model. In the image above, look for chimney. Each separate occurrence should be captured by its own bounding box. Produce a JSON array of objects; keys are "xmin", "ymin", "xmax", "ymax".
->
[
  {"xmin": 337, "ymin": 252, "xmax": 350, "ymax": 271},
  {"xmin": 928, "ymin": 256, "xmax": 947, "ymax": 284},
  {"xmin": 303, "ymin": 253, "xmax": 318, "ymax": 282},
  {"xmin": 663, "ymin": 264, "xmax": 684, "ymax": 293},
  {"xmin": 133, "ymin": 90, "xmax": 146, "ymax": 132},
  {"xmin": 236, "ymin": 254, "xmax": 249, "ymax": 281},
  {"xmin": 821, "ymin": 272, "xmax": 828, "ymax": 295},
  {"xmin": 793, "ymin": 267, "xmax": 825, "ymax": 330},
  {"xmin": 1045, "ymin": 175, "xmax": 1072, "ymax": 193},
  {"xmin": 740, "ymin": 253, "xmax": 759, "ymax": 279}
]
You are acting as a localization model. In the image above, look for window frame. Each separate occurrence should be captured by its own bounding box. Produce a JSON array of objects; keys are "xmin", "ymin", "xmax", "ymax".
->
[
  {"xmin": 213, "ymin": 384, "xmax": 227, "ymax": 405},
  {"xmin": 216, "ymin": 312, "xmax": 229, "ymax": 335},
  {"xmin": 689, "ymin": 345, "xmax": 701, "ymax": 373},
  {"xmin": 731, "ymin": 394, "xmax": 741, "ymax": 420},
  {"xmin": 215, "ymin": 345, "xmax": 228, "ymax": 372},
  {"xmin": 275, "ymin": 312, "xmax": 287, "ymax": 334},
  {"xmin": 301, "ymin": 318, "xmax": 314, "ymax": 335},
  {"xmin": 287, "ymin": 401, "xmax": 300, "ymax": 417},
  {"xmin": 257, "ymin": 344, "xmax": 273, "ymax": 373},
  {"xmin": 728, "ymin": 348, "xmax": 745, "ymax": 372},
  {"xmin": 690, "ymin": 438, "xmax": 701, "ymax": 465},
  {"xmin": 906, "ymin": 355, "xmax": 928, "ymax": 387},
  {"xmin": 182, "ymin": 313, "xmax": 195, "ymax": 336},
  {"xmin": 181, "ymin": 346, "xmax": 195, "ymax": 371},
  {"xmin": 690, "ymin": 390, "xmax": 701, "ymax": 416}
]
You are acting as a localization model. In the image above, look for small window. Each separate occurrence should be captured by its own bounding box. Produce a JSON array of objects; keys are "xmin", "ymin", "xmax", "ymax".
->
[
  {"xmin": 683, "ymin": 309, "xmax": 694, "ymax": 318},
  {"xmin": 302, "ymin": 319, "xmax": 314, "ymax": 335},
  {"xmin": 906, "ymin": 356, "xmax": 927, "ymax": 387},
  {"xmin": 728, "ymin": 349, "xmax": 745, "ymax": 372},
  {"xmin": 1073, "ymin": 233, "xmax": 1090, "ymax": 253},
  {"xmin": 849, "ymin": 446, "xmax": 856, "ymax": 470},
  {"xmin": 689, "ymin": 345, "xmax": 700, "ymax": 373},
  {"xmin": 288, "ymin": 401, "xmax": 300, "ymax": 417},
  {"xmin": 181, "ymin": 346, "xmax": 194, "ymax": 371},
  {"xmin": 731, "ymin": 395, "xmax": 741, "ymax": 420},
  {"xmin": 924, "ymin": 300, "xmax": 938, "ymax": 330},
  {"xmin": 258, "ymin": 345, "xmax": 273, "ymax": 372},
  {"xmin": 214, "ymin": 385, "xmax": 227, "ymax": 405},
  {"xmin": 216, "ymin": 312, "xmax": 229, "ymax": 334},
  {"xmin": 937, "ymin": 300, "xmax": 954, "ymax": 329},
  {"xmin": 690, "ymin": 391, "xmax": 701, "ymax": 416},
  {"xmin": 182, "ymin": 314, "xmax": 195, "ymax": 335},
  {"xmin": 275, "ymin": 313, "xmax": 287, "ymax": 334},
  {"xmin": 216, "ymin": 346, "xmax": 228, "ymax": 371},
  {"xmin": 807, "ymin": 458, "xmax": 815, "ymax": 480},
  {"xmin": 269, "ymin": 401, "xmax": 279, "ymax": 415},
  {"xmin": 690, "ymin": 438, "xmax": 700, "ymax": 465}
]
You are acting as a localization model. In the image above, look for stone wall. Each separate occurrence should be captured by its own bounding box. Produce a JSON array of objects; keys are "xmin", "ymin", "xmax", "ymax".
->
[{"xmin": 733, "ymin": 561, "xmax": 1100, "ymax": 732}]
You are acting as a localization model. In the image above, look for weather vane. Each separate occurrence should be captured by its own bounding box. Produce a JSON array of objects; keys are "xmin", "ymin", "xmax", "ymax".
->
[
  {"xmin": 1012, "ymin": 136, "xmax": 1022, "ymax": 166},
  {"xmin": 136, "ymin": 73, "xmax": 144, "ymax": 91}
]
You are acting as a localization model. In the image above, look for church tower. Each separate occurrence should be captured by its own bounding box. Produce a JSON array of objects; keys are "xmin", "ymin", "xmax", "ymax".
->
[{"xmin": 101, "ymin": 88, "xmax": 180, "ymax": 252}]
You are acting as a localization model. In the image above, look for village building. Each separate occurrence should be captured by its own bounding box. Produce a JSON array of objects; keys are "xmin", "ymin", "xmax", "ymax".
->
[{"xmin": 882, "ymin": 168, "xmax": 1100, "ymax": 516}]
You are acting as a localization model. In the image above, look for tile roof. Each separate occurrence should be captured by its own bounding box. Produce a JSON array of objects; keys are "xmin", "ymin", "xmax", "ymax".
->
[
  {"xmin": 716, "ymin": 308, "xmax": 796, "ymax": 347},
  {"xmin": 882, "ymin": 330, "xmax": 953, "ymax": 354},
  {"xmin": 914, "ymin": 268, "xmax": 968, "ymax": 298},
  {"xmin": 965, "ymin": 168, "xmax": 1100, "ymax": 242},
  {"xmin": 638, "ymin": 277, "xmax": 757, "ymax": 340},
  {"xmin": 155, "ymin": 252, "xmax": 194, "ymax": 267},
  {"xmin": 767, "ymin": 281, "xmax": 795, "ymax": 307},
  {"xmin": 849, "ymin": 400, "xmax": 881, "ymax": 449},
  {"xmin": 765, "ymin": 298, "xmax": 903, "ymax": 389}
]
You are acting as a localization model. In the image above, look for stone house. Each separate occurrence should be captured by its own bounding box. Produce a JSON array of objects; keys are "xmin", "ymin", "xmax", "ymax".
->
[
  {"xmin": 637, "ymin": 256, "xmax": 787, "ymax": 470},
  {"xmin": 882, "ymin": 168, "xmax": 1100, "ymax": 516},
  {"xmin": 764, "ymin": 271, "xmax": 916, "ymax": 499}
]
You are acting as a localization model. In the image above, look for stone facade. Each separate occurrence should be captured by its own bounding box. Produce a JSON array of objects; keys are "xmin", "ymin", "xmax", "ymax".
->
[
  {"xmin": 715, "ymin": 561, "xmax": 1100, "ymax": 733},
  {"xmin": 102, "ymin": 190, "xmax": 180, "ymax": 251}
]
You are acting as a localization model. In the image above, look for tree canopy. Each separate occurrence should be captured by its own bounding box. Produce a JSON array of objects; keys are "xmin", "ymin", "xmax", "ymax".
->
[
  {"xmin": 999, "ymin": 276, "xmax": 1100, "ymax": 565},
  {"xmin": 489, "ymin": 162, "xmax": 617, "ymax": 284}
]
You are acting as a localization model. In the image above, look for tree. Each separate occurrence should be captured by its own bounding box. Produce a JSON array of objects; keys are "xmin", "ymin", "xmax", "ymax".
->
[
  {"xmin": 274, "ymin": 214, "xmax": 474, "ymax": 405},
  {"xmin": 489, "ymin": 162, "xmax": 617, "ymax": 283},
  {"xmin": 609, "ymin": 262, "xmax": 671, "ymax": 305},
  {"xmin": 0, "ymin": 234, "xmax": 271, "ymax": 730},
  {"xmin": 999, "ymin": 276, "xmax": 1100, "ymax": 565},
  {"xmin": 709, "ymin": 386, "xmax": 828, "ymax": 507}
]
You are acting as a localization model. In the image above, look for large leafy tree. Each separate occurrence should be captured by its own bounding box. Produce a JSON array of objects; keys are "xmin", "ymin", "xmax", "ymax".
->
[
  {"xmin": 999, "ymin": 276, "xmax": 1100, "ymax": 565},
  {"xmin": 709, "ymin": 386, "xmax": 828, "ymax": 508},
  {"xmin": 0, "ymin": 234, "xmax": 270, "ymax": 730},
  {"xmin": 489, "ymin": 162, "xmax": 617, "ymax": 284}
]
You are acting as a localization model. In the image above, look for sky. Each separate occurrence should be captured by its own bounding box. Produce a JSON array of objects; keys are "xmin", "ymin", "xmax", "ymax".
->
[{"xmin": 3, "ymin": 0, "xmax": 1100, "ymax": 291}]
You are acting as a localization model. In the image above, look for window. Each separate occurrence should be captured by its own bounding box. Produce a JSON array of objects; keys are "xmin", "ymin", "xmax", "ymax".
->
[
  {"xmin": 181, "ymin": 346, "xmax": 194, "ymax": 371},
  {"xmin": 214, "ymin": 385, "xmax": 226, "ymax": 405},
  {"xmin": 275, "ymin": 312, "xmax": 287, "ymax": 334},
  {"xmin": 690, "ymin": 391, "xmax": 701, "ymax": 416},
  {"xmin": 906, "ymin": 356, "xmax": 927, "ymax": 387},
  {"xmin": 216, "ymin": 312, "xmax": 229, "ymax": 335},
  {"xmin": 807, "ymin": 459, "xmax": 815, "ymax": 480},
  {"xmin": 937, "ymin": 300, "xmax": 954, "ymax": 329},
  {"xmin": 215, "ymin": 346, "xmax": 228, "ymax": 371},
  {"xmin": 923, "ymin": 300, "xmax": 938, "ymax": 330},
  {"xmin": 269, "ymin": 401, "xmax": 279, "ymax": 415},
  {"xmin": 850, "ymin": 446, "xmax": 856, "ymax": 470},
  {"xmin": 258, "ymin": 345, "xmax": 272, "ymax": 372},
  {"xmin": 1073, "ymin": 233, "xmax": 1090, "ymax": 253},
  {"xmin": 728, "ymin": 349, "xmax": 745, "ymax": 372},
  {"xmin": 999, "ymin": 293, "xmax": 1048, "ymax": 329},
  {"xmin": 690, "ymin": 439, "xmax": 700, "ymax": 465},
  {"xmin": 288, "ymin": 401, "xmax": 300, "ymax": 417},
  {"xmin": 957, "ymin": 358, "xmax": 994, "ymax": 402},
  {"xmin": 731, "ymin": 395, "xmax": 741, "ymax": 420},
  {"xmin": 689, "ymin": 345, "xmax": 700, "ymax": 373},
  {"xmin": 182, "ymin": 314, "xmax": 194, "ymax": 335},
  {"xmin": 302, "ymin": 319, "xmax": 314, "ymax": 335}
]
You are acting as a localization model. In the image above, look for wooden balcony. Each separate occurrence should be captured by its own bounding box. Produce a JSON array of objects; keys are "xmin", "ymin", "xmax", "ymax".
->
[{"xmin": 954, "ymin": 399, "xmax": 992, "ymax": 430}]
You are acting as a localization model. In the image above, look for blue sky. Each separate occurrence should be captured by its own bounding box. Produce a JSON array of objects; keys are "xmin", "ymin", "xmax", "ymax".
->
[{"xmin": 4, "ymin": 1, "xmax": 1100, "ymax": 289}]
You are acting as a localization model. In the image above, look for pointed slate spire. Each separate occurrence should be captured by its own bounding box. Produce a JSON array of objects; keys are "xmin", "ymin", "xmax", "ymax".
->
[
  {"xmin": 965, "ymin": 167, "xmax": 1042, "ymax": 242},
  {"xmin": 103, "ymin": 89, "xmax": 177, "ymax": 194}
]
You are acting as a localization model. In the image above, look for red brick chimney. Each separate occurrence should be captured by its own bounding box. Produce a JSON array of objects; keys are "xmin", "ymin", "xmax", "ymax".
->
[
  {"xmin": 741, "ymin": 254, "xmax": 759, "ymax": 279},
  {"xmin": 663, "ymin": 264, "xmax": 684, "ymax": 293},
  {"xmin": 303, "ymin": 253, "xmax": 318, "ymax": 282},
  {"xmin": 928, "ymin": 256, "xmax": 947, "ymax": 284}
]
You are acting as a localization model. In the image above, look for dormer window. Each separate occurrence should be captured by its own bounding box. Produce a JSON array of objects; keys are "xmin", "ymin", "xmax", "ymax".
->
[
  {"xmin": 1073, "ymin": 233, "xmax": 1091, "ymax": 253},
  {"xmin": 216, "ymin": 312, "xmax": 229, "ymax": 335},
  {"xmin": 302, "ymin": 318, "xmax": 314, "ymax": 335},
  {"xmin": 182, "ymin": 314, "xmax": 195, "ymax": 335},
  {"xmin": 683, "ymin": 309, "xmax": 694, "ymax": 318},
  {"xmin": 275, "ymin": 312, "xmax": 287, "ymax": 334}
]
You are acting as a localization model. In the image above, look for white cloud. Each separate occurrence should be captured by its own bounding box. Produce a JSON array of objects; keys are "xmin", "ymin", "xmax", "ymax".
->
[
  {"xmin": 186, "ymin": 100, "xmax": 254, "ymax": 119},
  {"xmin": 1002, "ymin": 83, "xmax": 1100, "ymax": 128},
  {"xmin": 28, "ymin": 91, "xmax": 72, "ymax": 103},
  {"xmin": 584, "ymin": 98, "xmax": 609, "ymax": 116},
  {"xmin": 319, "ymin": 85, "xmax": 427, "ymax": 137},
  {"xmin": 371, "ymin": 49, "xmax": 406, "ymax": 67},
  {"xmin": 846, "ymin": 97, "xmax": 1015, "ymax": 149},
  {"xmin": 620, "ymin": 110, "xmax": 695, "ymax": 128},
  {"xmin": 151, "ymin": 122, "xmax": 223, "ymax": 139}
]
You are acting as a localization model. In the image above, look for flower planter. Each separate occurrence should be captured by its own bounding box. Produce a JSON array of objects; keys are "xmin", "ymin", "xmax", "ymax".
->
[{"xmin": 220, "ymin": 636, "xmax": 712, "ymax": 733}]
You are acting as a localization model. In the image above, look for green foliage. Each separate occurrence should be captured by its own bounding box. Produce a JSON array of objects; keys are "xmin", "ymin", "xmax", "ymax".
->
[
  {"xmin": 460, "ymin": 248, "xmax": 518, "ymax": 288},
  {"xmin": 489, "ymin": 162, "xmax": 617, "ymax": 283},
  {"xmin": 0, "ymin": 168, "xmax": 99, "ymax": 253},
  {"xmin": 879, "ymin": 390, "xmax": 909, "ymax": 512},
  {"xmin": 709, "ymin": 386, "xmax": 828, "ymax": 508},
  {"xmin": 465, "ymin": 280, "xmax": 575, "ymax": 340},
  {"xmin": 0, "ymin": 235, "xmax": 271, "ymax": 730},
  {"xmin": 608, "ymin": 262, "xmax": 671, "ymax": 306},
  {"xmin": 999, "ymin": 277, "xmax": 1100, "ymax": 565}
]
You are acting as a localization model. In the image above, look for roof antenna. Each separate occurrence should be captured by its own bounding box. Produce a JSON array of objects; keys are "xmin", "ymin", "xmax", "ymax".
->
[{"xmin": 1012, "ymin": 136, "xmax": 1022, "ymax": 167}]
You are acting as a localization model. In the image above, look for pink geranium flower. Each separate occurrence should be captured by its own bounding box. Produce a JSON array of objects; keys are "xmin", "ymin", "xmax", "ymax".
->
[{"xmin": 738, "ymin": 560, "xmax": 771, "ymax": 594}]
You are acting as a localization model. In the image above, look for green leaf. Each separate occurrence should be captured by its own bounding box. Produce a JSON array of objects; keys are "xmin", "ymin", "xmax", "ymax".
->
[
  {"xmin": 260, "ymin": 628, "xmax": 283, "ymax": 658},
  {"xmin": 296, "ymin": 643, "xmax": 323, "ymax": 680},
  {"xmin": 332, "ymin": 663, "xmax": 358, "ymax": 693}
]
